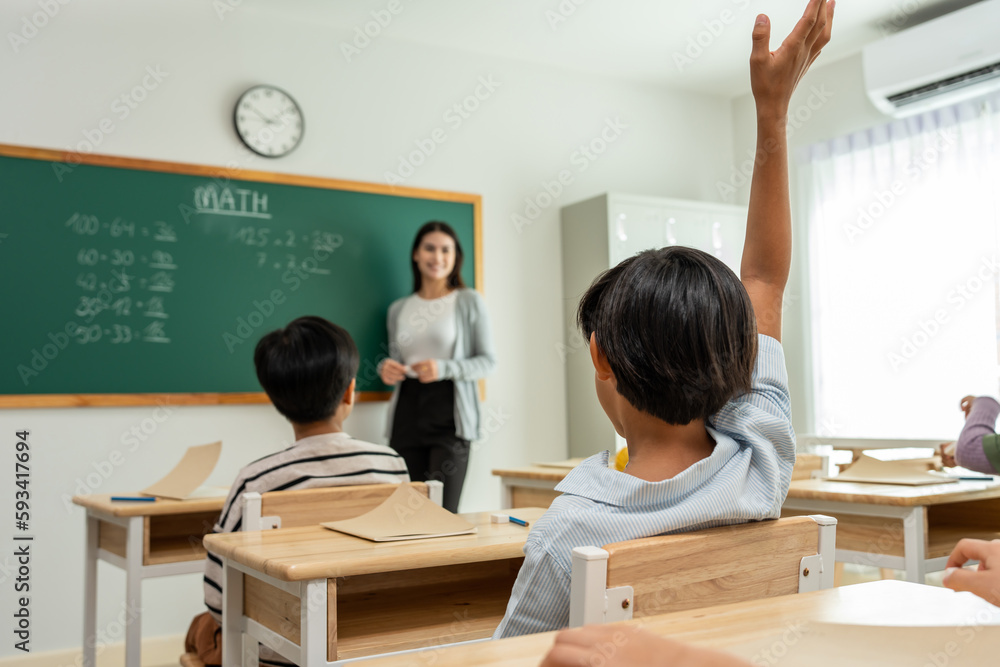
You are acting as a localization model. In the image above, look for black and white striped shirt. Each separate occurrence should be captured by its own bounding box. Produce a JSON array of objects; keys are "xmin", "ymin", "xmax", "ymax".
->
[{"xmin": 203, "ymin": 432, "xmax": 409, "ymax": 627}]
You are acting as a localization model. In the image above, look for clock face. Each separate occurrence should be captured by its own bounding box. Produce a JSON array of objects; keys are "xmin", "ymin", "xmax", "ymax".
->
[{"xmin": 233, "ymin": 85, "xmax": 304, "ymax": 157}]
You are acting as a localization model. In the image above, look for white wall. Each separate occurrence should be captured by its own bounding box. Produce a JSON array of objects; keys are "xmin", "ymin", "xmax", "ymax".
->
[
  {"xmin": 728, "ymin": 53, "xmax": 888, "ymax": 436},
  {"xmin": 0, "ymin": 2, "xmax": 735, "ymax": 656}
]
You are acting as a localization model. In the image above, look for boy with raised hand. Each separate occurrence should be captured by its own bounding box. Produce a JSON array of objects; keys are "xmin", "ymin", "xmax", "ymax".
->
[{"xmin": 494, "ymin": 0, "xmax": 834, "ymax": 639}]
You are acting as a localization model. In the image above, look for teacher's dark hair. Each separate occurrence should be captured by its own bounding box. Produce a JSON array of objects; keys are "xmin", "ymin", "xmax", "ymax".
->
[
  {"xmin": 254, "ymin": 316, "xmax": 359, "ymax": 424},
  {"xmin": 411, "ymin": 221, "xmax": 466, "ymax": 293},
  {"xmin": 577, "ymin": 246, "xmax": 757, "ymax": 425}
]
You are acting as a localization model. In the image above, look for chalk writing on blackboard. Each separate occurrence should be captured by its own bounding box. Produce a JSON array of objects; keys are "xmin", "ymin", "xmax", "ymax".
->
[{"xmin": 194, "ymin": 185, "xmax": 270, "ymax": 219}]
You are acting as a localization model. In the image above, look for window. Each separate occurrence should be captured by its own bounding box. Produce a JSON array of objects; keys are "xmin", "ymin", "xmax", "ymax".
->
[{"xmin": 802, "ymin": 95, "xmax": 1000, "ymax": 439}]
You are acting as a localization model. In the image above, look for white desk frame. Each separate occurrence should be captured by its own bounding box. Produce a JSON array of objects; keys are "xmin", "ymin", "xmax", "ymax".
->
[{"xmin": 82, "ymin": 510, "xmax": 208, "ymax": 667}]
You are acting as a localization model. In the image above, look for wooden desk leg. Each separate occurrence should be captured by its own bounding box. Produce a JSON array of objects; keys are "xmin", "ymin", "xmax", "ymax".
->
[
  {"xmin": 300, "ymin": 579, "xmax": 327, "ymax": 667},
  {"xmin": 902, "ymin": 506, "xmax": 928, "ymax": 584},
  {"xmin": 222, "ymin": 561, "xmax": 243, "ymax": 667},
  {"xmin": 82, "ymin": 514, "xmax": 98, "ymax": 667},
  {"xmin": 125, "ymin": 516, "xmax": 144, "ymax": 667}
]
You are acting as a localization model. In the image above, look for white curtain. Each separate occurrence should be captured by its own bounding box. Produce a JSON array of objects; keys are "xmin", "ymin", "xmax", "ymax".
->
[{"xmin": 801, "ymin": 93, "xmax": 1000, "ymax": 439}]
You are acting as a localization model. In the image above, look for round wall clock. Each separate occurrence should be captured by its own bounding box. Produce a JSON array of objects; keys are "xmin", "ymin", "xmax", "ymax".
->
[{"xmin": 233, "ymin": 85, "xmax": 304, "ymax": 157}]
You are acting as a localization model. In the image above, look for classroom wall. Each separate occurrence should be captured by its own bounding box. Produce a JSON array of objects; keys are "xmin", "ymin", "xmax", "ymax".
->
[
  {"xmin": 0, "ymin": 2, "xmax": 735, "ymax": 657},
  {"xmin": 728, "ymin": 53, "xmax": 888, "ymax": 437}
]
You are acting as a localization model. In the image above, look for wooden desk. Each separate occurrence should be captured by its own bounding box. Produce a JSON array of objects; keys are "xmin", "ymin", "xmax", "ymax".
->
[
  {"xmin": 491, "ymin": 465, "xmax": 571, "ymax": 509},
  {"xmin": 782, "ymin": 478, "xmax": 1000, "ymax": 583},
  {"xmin": 204, "ymin": 507, "xmax": 547, "ymax": 666},
  {"xmin": 357, "ymin": 579, "xmax": 1000, "ymax": 666},
  {"xmin": 493, "ymin": 455, "xmax": 829, "ymax": 509},
  {"xmin": 72, "ymin": 494, "xmax": 225, "ymax": 667}
]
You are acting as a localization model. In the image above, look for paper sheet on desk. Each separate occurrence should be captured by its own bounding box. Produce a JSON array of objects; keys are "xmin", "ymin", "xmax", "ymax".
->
[
  {"xmin": 826, "ymin": 454, "xmax": 957, "ymax": 486},
  {"xmin": 321, "ymin": 483, "xmax": 476, "ymax": 541},
  {"xmin": 141, "ymin": 441, "xmax": 223, "ymax": 500},
  {"xmin": 725, "ymin": 623, "xmax": 1000, "ymax": 666}
]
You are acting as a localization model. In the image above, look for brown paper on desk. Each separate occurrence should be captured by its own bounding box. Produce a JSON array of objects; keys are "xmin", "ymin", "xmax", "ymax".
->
[
  {"xmin": 826, "ymin": 454, "xmax": 957, "ymax": 486},
  {"xmin": 321, "ymin": 483, "xmax": 476, "ymax": 542},
  {"xmin": 725, "ymin": 622, "xmax": 1000, "ymax": 666},
  {"xmin": 142, "ymin": 441, "xmax": 223, "ymax": 500}
]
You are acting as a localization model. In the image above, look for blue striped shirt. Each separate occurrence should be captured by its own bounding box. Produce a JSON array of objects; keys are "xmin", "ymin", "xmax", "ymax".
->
[{"xmin": 493, "ymin": 334, "xmax": 795, "ymax": 638}]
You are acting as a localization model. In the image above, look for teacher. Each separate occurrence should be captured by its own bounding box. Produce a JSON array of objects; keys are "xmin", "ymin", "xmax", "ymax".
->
[{"xmin": 379, "ymin": 221, "xmax": 496, "ymax": 512}]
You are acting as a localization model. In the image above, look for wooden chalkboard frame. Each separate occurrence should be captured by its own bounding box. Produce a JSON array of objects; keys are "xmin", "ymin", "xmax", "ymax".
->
[{"xmin": 0, "ymin": 144, "xmax": 482, "ymax": 409}]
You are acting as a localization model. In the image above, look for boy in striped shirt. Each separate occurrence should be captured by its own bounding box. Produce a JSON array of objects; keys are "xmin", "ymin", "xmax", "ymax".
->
[
  {"xmin": 495, "ymin": 0, "xmax": 834, "ymax": 639},
  {"xmin": 190, "ymin": 316, "xmax": 409, "ymax": 665}
]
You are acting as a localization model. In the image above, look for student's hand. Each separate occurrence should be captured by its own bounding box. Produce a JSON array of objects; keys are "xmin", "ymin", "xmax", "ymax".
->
[
  {"xmin": 943, "ymin": 538, "xmax": 1000, "ymax": 606},
  {"xmin": 750, "ymin": 0, "xmax": 834, "ymax": 117},
  {"xmin": 960, "ymin": 395, "xmax": 976, "ymax": 419},
  {"xmin": 540, "ymin": 625, "xmax": 750, "ymax": 667},
  {"xmin": 411, "ymin": 359, "xmax": 439, "ymax": 383},
  {"xmin": 379, "ymin": 359, "xmax": 408, "ymax": 385},
  {"xmin": 939, "ymin": 442, "xmax": 957, "ymax": 468}
]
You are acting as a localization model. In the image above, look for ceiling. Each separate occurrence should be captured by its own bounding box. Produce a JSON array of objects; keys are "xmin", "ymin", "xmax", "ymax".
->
[
  {"xmin": 4, "ymin": 0, "xmax": 987, "ymax": 98},
  {"xmin": 260, "ymin": 0, "xmax": 986, "ymax": 97}
]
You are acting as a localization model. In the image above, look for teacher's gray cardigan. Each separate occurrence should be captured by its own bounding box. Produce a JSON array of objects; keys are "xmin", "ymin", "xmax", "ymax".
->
[{"xmin": 383, "ymin": 288, "xmax": 497, "ymax": 441}]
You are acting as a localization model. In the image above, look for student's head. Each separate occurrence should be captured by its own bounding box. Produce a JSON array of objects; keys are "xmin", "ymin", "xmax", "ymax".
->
[
  {"xmin": 254, "ymin": 316, "xmax": 359, "ymax": 425},
  {"xmin": 577, "ymin": 246, "xmax": 757, "ymax": 426},
  {"xmin": 411, "ymin": 221, "xmax": 466, "ymax": 292}
]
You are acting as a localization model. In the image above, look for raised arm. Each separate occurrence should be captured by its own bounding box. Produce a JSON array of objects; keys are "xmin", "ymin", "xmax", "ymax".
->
[{"xmin": 741, "ymin": 0, "xmax": 833, "ymax": 341}]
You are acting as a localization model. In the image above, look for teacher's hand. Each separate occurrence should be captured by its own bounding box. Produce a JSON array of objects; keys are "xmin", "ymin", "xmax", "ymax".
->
[
  {"xmin": 411, "ymin": 359, "xmax": 439, "ymax": 383},
  {"xmin": 379, "ymin": 359, "xmax": 408, "ymax": 385}
]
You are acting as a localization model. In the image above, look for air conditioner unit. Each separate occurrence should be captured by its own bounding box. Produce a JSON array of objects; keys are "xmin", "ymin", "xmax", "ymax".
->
[{"xmin": 863, "ymin": 0, "xmax": 1000, "ymax": 118}]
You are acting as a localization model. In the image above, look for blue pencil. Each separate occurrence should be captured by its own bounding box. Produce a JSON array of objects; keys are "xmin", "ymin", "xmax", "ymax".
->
[
  {"xmin": 111, "ymin": 496, "xmax": 156, "ymax": 502},
  {"xmin": 508, "ymin": 516, "xmax": 529, "ymax": 527}
]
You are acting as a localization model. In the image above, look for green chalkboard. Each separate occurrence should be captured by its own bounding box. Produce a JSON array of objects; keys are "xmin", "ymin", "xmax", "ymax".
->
[{"xmin": 0, "ymin": 145, "xmax": 480, "ymax": 407}]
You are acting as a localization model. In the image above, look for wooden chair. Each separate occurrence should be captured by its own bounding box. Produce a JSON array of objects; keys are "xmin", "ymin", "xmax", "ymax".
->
[
  {"xmin": 241, "ymin": 480, "xmax": 444, "ymax": 531},
  {"xmin": 569, "ymin": 514, "xmax": 837, "ymax": 626}
]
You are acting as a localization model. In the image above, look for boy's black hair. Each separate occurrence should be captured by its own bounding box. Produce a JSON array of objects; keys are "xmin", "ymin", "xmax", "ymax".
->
[
  {"xmin": 254, "ymin": 316, "xmax": 360, "ymax": 424},
  {"xmin": 577, "ymin": 246, "xmax": 758, "ymax": 425}
]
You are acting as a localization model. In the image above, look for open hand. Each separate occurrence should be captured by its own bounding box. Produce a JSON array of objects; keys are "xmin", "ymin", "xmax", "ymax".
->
[
  {"xmin": 379, "ymin": 359, "xmax": 408, "ymax": 385},
  {"xmin": 944, "ymin": 538, "xmax": 1000, "ymax": 607},
  {"xmin": 750, "ymin": 0, "xmax": 834, "ymax": 116}
]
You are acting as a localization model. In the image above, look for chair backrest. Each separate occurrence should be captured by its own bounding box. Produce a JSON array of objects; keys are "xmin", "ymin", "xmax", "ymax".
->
[
  {"xmin": 569, "ymin": 514, "xmax": 836, "ymax": 627},
  {"xmin": 241, "ymin": 480, "xmax": 444, "ymax": 531}
]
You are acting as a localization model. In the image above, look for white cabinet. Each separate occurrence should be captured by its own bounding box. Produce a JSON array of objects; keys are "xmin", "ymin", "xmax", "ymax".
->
[{"xmin": 560, "ymin": 193, "xmax": 747, "ymax": 459}]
